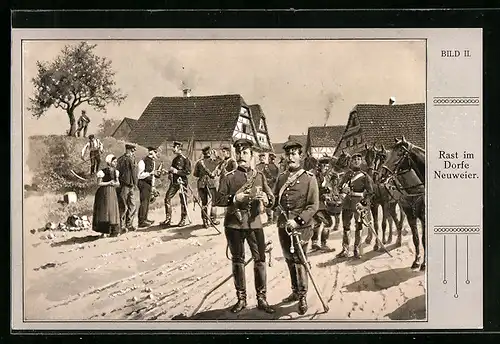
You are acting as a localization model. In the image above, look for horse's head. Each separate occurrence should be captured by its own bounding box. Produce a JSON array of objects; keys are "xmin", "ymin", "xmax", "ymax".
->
[
  {"xmin": 364, "ymin": 143, "xmax": 378, "ymax": 169},
  {"xmin": 375, "ymin": 144, "xmax": 388, "ymax": 168},
  {"xmin": 381, "ymin": 136, "xmax": 412, "ymax": 180}
]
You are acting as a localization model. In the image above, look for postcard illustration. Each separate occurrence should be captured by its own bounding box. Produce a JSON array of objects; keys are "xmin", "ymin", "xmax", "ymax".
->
[{"xmin": 11, "ymin": 28, "xmax": 483, "ymax": 331}]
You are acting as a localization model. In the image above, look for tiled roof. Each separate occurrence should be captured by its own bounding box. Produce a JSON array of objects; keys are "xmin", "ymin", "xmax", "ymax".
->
[
  {"xmin": 355, "ymin": 103, "xmax": 425, "ymax": 149},
  {"xmin": 307, "ymin": 125, "xmax": 346, "ymax": 147},
  {"xmin": 333, "ymin": 103, "xmax": 425, "ymax": 155},
  {"xmin": 123, "ymin": 117, "xmax": 137, "ymax": 128},
  {"xmin": 129, "ymin": 94, "xmax": 245, "ymax": 148}
]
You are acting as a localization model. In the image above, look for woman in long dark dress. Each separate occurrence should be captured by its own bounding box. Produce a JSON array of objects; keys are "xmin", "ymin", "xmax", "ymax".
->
[{"xmin": 92, "ymin": 154, "xmax": 121, "ymax": 237}]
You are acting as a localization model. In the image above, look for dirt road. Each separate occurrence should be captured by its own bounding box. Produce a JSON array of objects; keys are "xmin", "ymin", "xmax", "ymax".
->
[{"xmin": 24, "ymin": 197, "xmax": 426, "ymax": 321}]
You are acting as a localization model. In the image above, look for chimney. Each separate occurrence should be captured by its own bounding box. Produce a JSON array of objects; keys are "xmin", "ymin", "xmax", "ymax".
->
[
  {"xmin": 389, "ymin": 97, "xmax": 396, "ymax": 105},
  {"xmin": 182, "ymin": 88, "xmax": 192, "ymax": 97}
]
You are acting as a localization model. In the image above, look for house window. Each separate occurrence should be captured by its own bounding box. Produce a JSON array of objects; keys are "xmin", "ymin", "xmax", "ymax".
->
[
  {"xmin": 242, "ymin": 123, "xmax": 252, "ymax": 134},
  {"xmin": 259, "ymin": 119, "xmax": 266, "ymax": 131}
]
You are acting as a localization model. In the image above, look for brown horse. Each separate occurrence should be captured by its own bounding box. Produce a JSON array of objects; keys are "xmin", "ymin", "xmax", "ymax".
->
[
  {"xmin": 363, "ymin": 144, "xmax": 406, "ymax": 249},
  {"xmin": 381, "ymin": 136, "xmax": 426, "ymax": 271}
]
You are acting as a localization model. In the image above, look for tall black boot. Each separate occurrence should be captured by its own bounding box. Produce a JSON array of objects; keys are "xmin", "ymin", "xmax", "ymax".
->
[
  {"xmin": 201, "ymin": 206, "xmax": 209, "ymax": 228},
  {"xmin": 321, "ymin": 226, "xmax": 331, "ymax": 250},
  {"xmin": 160, "ymin": 201, "xmax": 172, "ymax": 228},
  {"xmin": 231, "ymin": 263, "xmax": 247, "ymax": 313},
  {"xmin": 296, "ymin": 263, "xmax": 309, "ymax": 315},
  {"xmin": 282, "ymin": 261, "xmax": 299, "ymax": 303},
  {"xmin": 254, "ymin": 261, "xmax": 275, "ymax": 314},
  {"xmin": 336, "ymin": 230, "xmax": 350, "ymax": 258},
  {"xmin": 311, "ymin": 224, "xmax": 322, "ymax": 251},
  {"xmin": 353, "ymin": 223, "xmax": 363, "ymax": 259}
]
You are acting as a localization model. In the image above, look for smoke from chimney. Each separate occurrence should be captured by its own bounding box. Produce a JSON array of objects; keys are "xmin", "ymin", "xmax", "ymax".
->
[
  {"xmin": 323, "ymin": 91, "xmax": 343, "ymax": 126},
  {"xmin": 389, "ymin": 97, "xmax": 396, "ymax": 105}
]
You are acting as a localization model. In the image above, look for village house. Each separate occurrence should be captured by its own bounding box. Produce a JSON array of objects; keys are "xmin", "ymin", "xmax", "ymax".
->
[
  {"xmin": 111, "ymin": 117, "xmax": 137, "ymax": 141},
  {"xmin": 333, "ymin": 98, "xmax": 425, "ymax": 157},
  {"xmin": 305, "ymin": 125, "xmax": 346, "ymax": 159},
  {"xmin": 128, "ymin": 89, "xmax": 274, "ymax": 162}
]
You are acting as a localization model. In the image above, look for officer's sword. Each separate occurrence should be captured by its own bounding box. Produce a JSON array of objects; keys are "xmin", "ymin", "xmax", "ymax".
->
[
  {"xmin": 177, "ymin": 178, "xmax": 193, "ymax": 225},
  {"xmin": 275, "ymin": 205, "xmax": 330, "ymax": 313},
  {"xmin": 357, "ymin": 207, "xmax": 393, "ymax": 258}
]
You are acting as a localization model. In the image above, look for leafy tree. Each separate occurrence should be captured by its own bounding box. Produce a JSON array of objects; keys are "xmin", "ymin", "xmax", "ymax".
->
[
  {"xmin": 97, "ymin": 118, "xmax": 122, "ymax": 137},
  {"xmin": 28, "ymin": 42, "xmax": 127, "ymax": 136}
]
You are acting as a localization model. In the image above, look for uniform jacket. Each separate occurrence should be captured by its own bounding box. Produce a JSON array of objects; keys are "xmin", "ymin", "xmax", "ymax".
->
[
  {"xmin": 218, "ymin": 157, "xmax": 237, "ymax": 173},
  {"xmin": 171, "ymin": 154, "xmax": 191, "ymax": 184},
  {"xmin": 338, "ymin": 168, "xmax": 374, "ymax": 210},
  {"xmin": 116, "ymin": 153, "xmax": 137, "ymax": 187},
  {"xmin": 273, "ymin": 169, "xmax": 320, "ymax": 230},
  {"xmin": 215, "ymin": 165, "xmax": 274, "ymax": 230},
  {"xmin": 193, "ymin": 156, "xmax": 218, "ymax": 189}
]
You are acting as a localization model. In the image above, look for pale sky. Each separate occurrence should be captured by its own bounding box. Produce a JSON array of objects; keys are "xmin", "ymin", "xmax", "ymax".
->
[{"xmin": 22, "ymin": 39, "xmax": 425, "ymax": 144}]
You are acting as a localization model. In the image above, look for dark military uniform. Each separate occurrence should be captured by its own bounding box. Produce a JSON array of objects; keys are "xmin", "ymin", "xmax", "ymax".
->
[
  {"xmin": 274, "ymin": 141, "xmax": 320, "ymax": 315},
  {"xmin": 162, "ymin": 143, "xmax": 192, "ymax": 227},
  {"xmin": 193, "ymin": 147, "xmax": 220, "ymax": 227},
  {"xmin": 311, "ymin": 161, "xmax": 335, "ymax": 250},
  {"xmin": 336, "ymin": 153, "xmax": 374, "ymax": 258},
  {"xmin": 214, "ymin": 139, "xmax": 275, "ymax": 314}
]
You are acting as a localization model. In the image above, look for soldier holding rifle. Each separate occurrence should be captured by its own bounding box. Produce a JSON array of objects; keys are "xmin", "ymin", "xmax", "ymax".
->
[
  {"xmin": 214, "ymin": 138, "xmax": 275, "ymax": 314},
  {"xmin": 274, "ymin": 140, "xmax": 320, "ymax": 315}
]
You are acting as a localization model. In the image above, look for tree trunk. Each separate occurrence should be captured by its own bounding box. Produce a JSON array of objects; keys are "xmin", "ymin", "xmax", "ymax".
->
[{"xmin": 67, "ymin": 110, "xmax": 77, "ymax": 136}]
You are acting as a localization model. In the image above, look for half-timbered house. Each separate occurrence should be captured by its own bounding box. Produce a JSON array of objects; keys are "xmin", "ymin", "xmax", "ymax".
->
[{"xmin": 306, "ymin": 125, "xmax": 345, "ymax": 159}]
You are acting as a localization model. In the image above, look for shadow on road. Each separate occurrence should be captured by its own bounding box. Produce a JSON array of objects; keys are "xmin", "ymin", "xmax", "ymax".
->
[
  {"xmin": 50, "ymin": 235, "xmax": 102, "ymax": 247},
  {"xmin": 171, "ymin": 301, "xmax": 318, "ymax": 320},
  {"xmin": 385, "ymin": 294, "xmax": 426, "ymax": 320},
  {"xmin": 343, "ymin": 267, "xmax": 424, "ymax": 292},
  {"xmin": 345, "ymin": 243, "xmax": 402, "ymax": 267}
]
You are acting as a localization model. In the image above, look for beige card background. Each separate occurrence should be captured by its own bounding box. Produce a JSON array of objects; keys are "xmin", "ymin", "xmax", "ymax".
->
[{"xmin": 11, "ymin": 28, "xmax": 482, "ymax": 330}]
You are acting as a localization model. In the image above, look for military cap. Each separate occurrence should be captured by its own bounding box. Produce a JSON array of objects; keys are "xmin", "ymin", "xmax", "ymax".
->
[
  {"xmin": 352, "ymin": 152, "xmax": 363, "ymax": 158},
  {"xmin": 202, "ymin": 146, "xmax": 211, "ymax": 154},
  {"xmin": 125, "ymin": 143, "xmax": 136, "ymax": 151},
  {"xmin": 282, "ymin": 140, "xmax": 302, "ymax": 151},
  {"xmin": 319, "ymin": 156, "xmax": 331, "ymax": 164},
  {"xmin": 88, "ymin": 134, "xmax": 95, "ymax": 139},
  {"xmin": 233, "ymin": 138, "xmax": 254, "ymax": 152},
  {"xmin": 147, "ymin": 146, "xmax": 158, "ymax": 152},
  {"xmin": 173, "ymin": 141, "xmax": 183, "ymax": 147},
  {"xmin": 81, "ymin": 109, "xmax": 86, "ymax": 113},
  {"xmin": 220, "ymin": 145, "xmax": 231, "ymax": 151},
  {"xmin": 269, "ymin": 152, "xmax": 276, "ymax": 158}
]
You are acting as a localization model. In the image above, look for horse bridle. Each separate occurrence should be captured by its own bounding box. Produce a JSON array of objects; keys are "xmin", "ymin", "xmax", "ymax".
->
[{"xmin": 380, "ymin": 143, "xmax": 425, "ymax": 198}]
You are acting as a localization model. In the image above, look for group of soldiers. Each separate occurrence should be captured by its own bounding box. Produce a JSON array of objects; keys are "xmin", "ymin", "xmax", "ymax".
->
[
  {"xmin": 90, "ymin": 135, "xmax": 374, "ymax": 316},
  {"xmin": 212, "ymin": 138, "xmax": 374, "ymax": 316}
]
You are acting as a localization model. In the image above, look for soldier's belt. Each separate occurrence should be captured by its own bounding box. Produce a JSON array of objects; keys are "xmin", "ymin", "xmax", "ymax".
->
[{"xmin": 350, "ymin": 192, "xmax": 364, "ymax": 197}]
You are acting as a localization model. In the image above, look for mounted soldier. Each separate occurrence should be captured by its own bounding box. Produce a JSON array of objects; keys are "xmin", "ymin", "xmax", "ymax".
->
[
  {"xmin": 193, "ymin": 146, "xmax": 221, "ymax": 228},
  {"xmin": 274, "ymin": 140, "xmax": 319, "ymax": 315},
  {"xmin": 160, "ymin": 141, "xmax": 192, "ymax": 228},
  {"xmin": 214, "ymin": 138, "xmax": 275, "ymax": 314},
  {"xmin": 336, "ymin": 152, "xmax": 374, "ymax": 259}
]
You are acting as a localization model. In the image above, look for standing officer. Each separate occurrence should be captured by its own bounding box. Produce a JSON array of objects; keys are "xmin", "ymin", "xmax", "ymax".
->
[
  {"xmin": 116, "ymin": 143, "xmax": 138, "ymax": 232},
  {"xmin": 214, "ymin": 138, "xmax": 275, "ymax": 314},
  {"xmin": 274, "ymin": 140, "xmax": 319, "ymax": 315},
  {"xmin": 335, "ymin": 152, "xmax": 374, "ymax": 259},
  {"xmin": 160, "ymin": 141, "xmax": 191, "ymax": 228},
  {"xmin": 193, "ymin": 146, "xmax": 221, "ymax": 228}
]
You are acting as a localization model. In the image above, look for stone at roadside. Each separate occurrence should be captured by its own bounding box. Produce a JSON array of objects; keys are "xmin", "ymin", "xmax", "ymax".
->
[{"xmin": 63, "ymin": 192, "xmax": 77, "ymax": 204}]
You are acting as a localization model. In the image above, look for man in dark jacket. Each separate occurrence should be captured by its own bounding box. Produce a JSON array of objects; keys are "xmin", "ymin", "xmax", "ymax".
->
[
  {"xmin": 116, "ymin": 143, "xmax": 138, "ymax": 232},
  {"xmin": 193, "ymin": 146, "xmax": 221, "ymax": 228},
  {"xmin": 137, "ymin": 146, "xmax": 162, "ymax": 228},
  {"xmin": 273, "ymin": 140, "xmax": 320, "ymax": 315},
  {"xmin": 160, "ymin": 141, "xmax": 192, "ymax": 228},
  {"xmin": 214, "ymin": 138, "xmax": 275, "ymax": 314}
]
